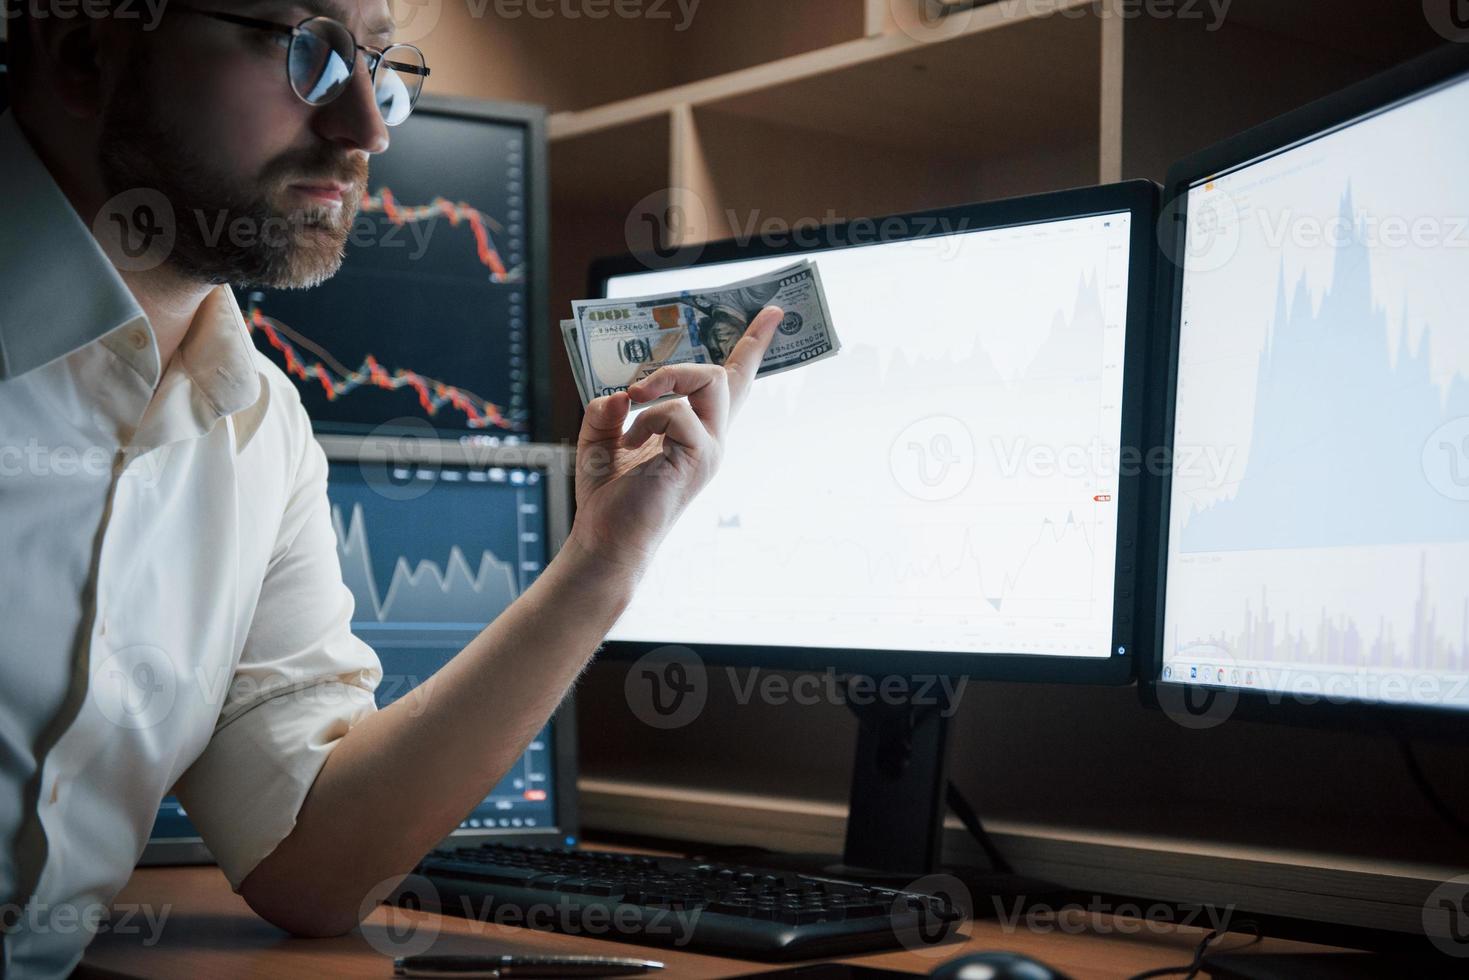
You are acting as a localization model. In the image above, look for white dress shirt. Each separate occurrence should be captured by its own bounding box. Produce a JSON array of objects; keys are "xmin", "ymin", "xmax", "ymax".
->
[{"xmin": 0, "ymin": 110, "xmax": 383, "ymax": 977}]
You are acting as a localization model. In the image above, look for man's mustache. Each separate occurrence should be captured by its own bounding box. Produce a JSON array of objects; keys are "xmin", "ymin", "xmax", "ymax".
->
[{"xmin": 270, "ymin": 152, "xmax": 369, "ymax": 195}]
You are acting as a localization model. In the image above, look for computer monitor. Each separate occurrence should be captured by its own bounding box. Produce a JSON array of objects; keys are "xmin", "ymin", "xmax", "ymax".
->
[
  {"xmin": 591, "ymin": 182, "xmax": 1159, "ymax": 873},
  {"xmin": 1144, "ymin": 43, "xmax": 1469, "ymax": 740},
  {"xmin": 239, "ymin": 95, "xmax": 550, "ymax": 442},
  {"xmin": 142, "ymin": 439, "xmax": 579, "ymax": 863}
]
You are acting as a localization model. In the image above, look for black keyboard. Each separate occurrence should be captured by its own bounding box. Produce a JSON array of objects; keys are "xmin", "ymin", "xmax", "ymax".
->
[{"xmin": 409, "ymin": 843, "xmax": 964, "ymax": 960}]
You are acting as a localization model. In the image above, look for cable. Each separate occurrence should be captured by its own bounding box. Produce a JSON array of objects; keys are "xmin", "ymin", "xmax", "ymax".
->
[
  {"xmin": 1126, "ymin": 921, "xmax": 1260, "ymax": 980},
  {"xmin": 1400, "ymin": 739, "xmax": 1469, "ymax": 842},
  {"xmin": 945, "ymin": 780, "xmax": 1014, "ymax": 875}
]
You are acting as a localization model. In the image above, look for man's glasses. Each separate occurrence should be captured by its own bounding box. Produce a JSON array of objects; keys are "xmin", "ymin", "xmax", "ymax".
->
[{"xmin": 171, "ymin": 4, "xmax": 431, "ymax": 126}]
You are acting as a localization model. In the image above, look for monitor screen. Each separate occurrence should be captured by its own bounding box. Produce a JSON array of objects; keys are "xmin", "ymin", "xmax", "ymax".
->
[
  {"xmin": 148, "ymin": 443, "xmax": 574, "ymax": 854},
  {"xmin": 603, "ymin": 206, "xmax": 1138, "ymax": 664},
  {"xmin": 1161, "ymin": 73, "xmax": 1469, "ymax": 711},
  {"xmin": 327, "ymin": 453, "xmax": 558, "ymax": 832},
  {"xmin": 239, "ymin": 103, "xmax": 543, "ymax": 440}
]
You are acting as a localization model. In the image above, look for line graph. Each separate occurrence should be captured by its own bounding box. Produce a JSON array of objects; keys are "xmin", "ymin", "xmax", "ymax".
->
[
  {"xmin": 363, "ymin": 188, "xmax": 516, "ymax": 283},
  {"xmin": 325, "ymin": 461, "xmax": 547, "ymax": 627},
  {"xmin": 334, "ymin": 501, "xmax": 519, "ymax": 623},
  {"xmin": 247, "ymin": 295, "xmax": 514, "ymax": 431}
]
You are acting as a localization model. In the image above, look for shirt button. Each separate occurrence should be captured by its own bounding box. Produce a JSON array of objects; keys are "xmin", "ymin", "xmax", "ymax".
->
[{"xmin": 129, "ymin": 329, "xmax": 149, "ymax": 351}]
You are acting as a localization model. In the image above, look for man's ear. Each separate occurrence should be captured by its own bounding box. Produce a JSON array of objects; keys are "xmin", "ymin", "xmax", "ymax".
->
[{"xmin": 28, "ymin": 11, "xmax": 118, "ymax": 118}]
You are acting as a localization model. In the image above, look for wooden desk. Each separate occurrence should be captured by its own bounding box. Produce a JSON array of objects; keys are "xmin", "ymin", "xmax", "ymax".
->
[{"xmin": 78, "ymin": 865, "xmax": 1344, "ymax": 979}]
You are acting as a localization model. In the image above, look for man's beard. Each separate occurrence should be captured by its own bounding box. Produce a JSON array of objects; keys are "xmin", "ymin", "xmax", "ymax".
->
[{"xmin": 96, "ymin": 63, "xmax": 368, "ymax": 290}]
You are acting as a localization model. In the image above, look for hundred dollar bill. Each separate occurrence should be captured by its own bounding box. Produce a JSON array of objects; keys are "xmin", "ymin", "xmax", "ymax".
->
[
  {"xmin": 560, "ymin": 319, "xmax": 592, "ymax": 406},
  {"xmin": 566, "ymin": 260, "xmax": 840, "ymax": 406}
]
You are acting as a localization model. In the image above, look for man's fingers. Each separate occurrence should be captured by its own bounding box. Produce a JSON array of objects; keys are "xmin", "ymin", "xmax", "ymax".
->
[
  {"xmin": 577, "ymin": 390, "xmax": 631, "ymax": 450},
  {"xmin": 722, "ymin": 305, "xmax": 782, "ymax": 410},
  {"xmin": 628, "ymin": 364, "xmax": 730, "ymax": 437},
  {"xmin": 622, "ymin": 398, "xmax": 711, "ymax": 457}
]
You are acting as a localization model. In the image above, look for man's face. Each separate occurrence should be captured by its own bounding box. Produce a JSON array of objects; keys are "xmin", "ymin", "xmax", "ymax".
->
[{"xmin": 97, "ymin": 1, "xmax": 396, "ymax": 289}]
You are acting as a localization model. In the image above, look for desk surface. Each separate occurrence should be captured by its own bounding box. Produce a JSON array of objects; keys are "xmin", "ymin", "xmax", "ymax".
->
[{"xmin": 79, "ymin": 863, "xmax": 1344, "ymax": 979}]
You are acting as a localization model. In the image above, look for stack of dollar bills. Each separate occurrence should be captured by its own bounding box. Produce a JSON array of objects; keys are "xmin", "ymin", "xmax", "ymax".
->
[{"xmin": 560, "ymin": 260, "xmax": 842, "ymax": 407}]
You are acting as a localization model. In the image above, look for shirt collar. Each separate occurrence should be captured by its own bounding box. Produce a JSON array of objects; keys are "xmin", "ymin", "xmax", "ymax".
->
[{"xmin": 0, "ymin": 109, "xmax": 268, "ymax": 449}]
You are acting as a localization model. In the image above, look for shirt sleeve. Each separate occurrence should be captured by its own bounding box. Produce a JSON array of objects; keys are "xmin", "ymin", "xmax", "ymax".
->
[{"xmin": 172, "ymin": 413, "xmax": 381, "ymax": 891}]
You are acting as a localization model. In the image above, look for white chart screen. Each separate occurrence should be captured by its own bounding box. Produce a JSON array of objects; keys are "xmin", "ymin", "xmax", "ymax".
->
[
  {"xmin": 1162, "ymin": 74, "xmax": 1469, "ymax": 709},
  {"xmin": 605, "ymin": 211, "xmax": 1135, "ymax": 659}
]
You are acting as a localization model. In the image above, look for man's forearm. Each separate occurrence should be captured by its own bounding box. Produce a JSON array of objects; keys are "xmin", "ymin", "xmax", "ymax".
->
[{"xmin": 239, "ymin": 531, "xmax": 642, "ymax": 936}]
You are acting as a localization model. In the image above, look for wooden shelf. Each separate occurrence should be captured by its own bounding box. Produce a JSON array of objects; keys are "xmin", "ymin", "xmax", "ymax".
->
[
  {"xmin": 548, "ymin": 0, "xmax": 1097, "ymax": 140},
  {"xmin": 425, "ymin": 0, "xmax": 870, "ymax": 115}
]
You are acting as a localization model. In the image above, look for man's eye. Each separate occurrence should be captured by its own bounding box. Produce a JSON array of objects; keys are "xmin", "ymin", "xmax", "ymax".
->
[{"xmin": 255, "ymin": 30, "xmax": 290, "ymax": 51}]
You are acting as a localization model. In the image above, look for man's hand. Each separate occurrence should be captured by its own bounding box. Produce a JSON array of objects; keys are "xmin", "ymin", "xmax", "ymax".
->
[
  {"xmin": 238, "ymin": 306, "xmax": 784, "ymax": 936},
  {"xmin": 568, "ymin": 305, "xmax": 785, "ymax": 574}
]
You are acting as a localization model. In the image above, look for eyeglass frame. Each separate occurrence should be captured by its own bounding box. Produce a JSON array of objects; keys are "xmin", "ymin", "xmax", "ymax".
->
[{"xmin": 167, "ymin": 3, "xmax": 432, "ymax": 121}]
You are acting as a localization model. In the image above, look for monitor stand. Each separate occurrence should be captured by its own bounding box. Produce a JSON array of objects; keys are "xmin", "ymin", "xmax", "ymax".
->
[
  {"xmin": 747, "ymin": 675, "xmax": 1065, "ymax": 901},
  {"xmin": 835, "ymin": 687, "xmax": 951, "ymax": 880}
]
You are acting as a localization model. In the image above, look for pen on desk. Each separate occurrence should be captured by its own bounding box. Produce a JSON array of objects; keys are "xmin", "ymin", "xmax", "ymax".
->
[{"xmin": 393, "ymin": 953, "xmax": 665, "ymax": 978}]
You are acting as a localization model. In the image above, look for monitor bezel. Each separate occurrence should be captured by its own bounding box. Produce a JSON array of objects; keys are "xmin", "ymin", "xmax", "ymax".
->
[
  {"xmin": 140, "ymin": 438, "xmax": 581, "ymax": 865},
  {"xmin": 587, "ymin": 181, "xmax": 1161, "ymax": 685},
  {"xmin": 1140, "ymin": 42, "xmax": 1469, "ymax": 741}
]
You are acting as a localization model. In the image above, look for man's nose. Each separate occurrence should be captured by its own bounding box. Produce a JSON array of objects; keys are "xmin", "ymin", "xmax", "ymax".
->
[{"xmin": 311, "ymin": 56, "xmax": 391, "ymax": 155}]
